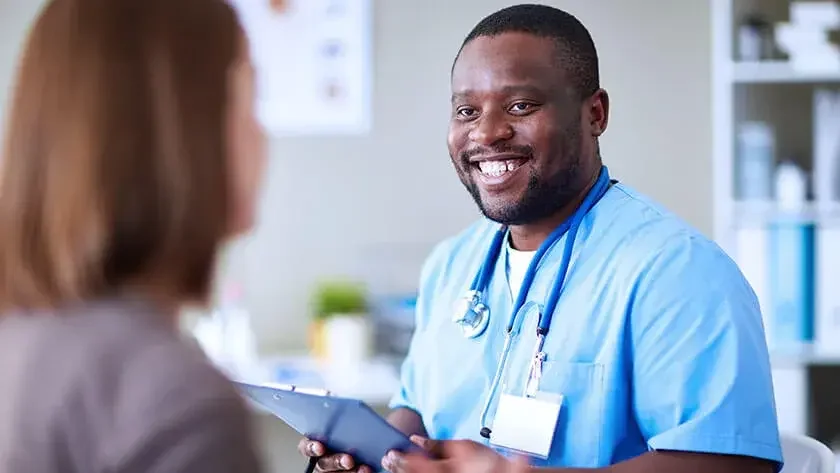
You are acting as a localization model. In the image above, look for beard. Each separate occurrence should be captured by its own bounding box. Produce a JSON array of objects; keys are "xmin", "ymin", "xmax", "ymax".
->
[{"xmin": 456, "ymin": 125, "xmax": 584, "ymax": 226}]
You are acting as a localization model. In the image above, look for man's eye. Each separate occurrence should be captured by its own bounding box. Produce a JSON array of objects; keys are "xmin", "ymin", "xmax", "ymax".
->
[
  {"xmin": 509, "ymin": 102, "xmax": 533, "ymax": 112},
  {"xmin": 456, "ymin": 107, "xmax": 477, "ymax": 118}
]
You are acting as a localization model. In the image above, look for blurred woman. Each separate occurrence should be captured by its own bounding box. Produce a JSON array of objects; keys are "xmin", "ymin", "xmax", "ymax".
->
[{"xmin": 0, "ymin": 0, "xmax": 266, "ymax": 471}]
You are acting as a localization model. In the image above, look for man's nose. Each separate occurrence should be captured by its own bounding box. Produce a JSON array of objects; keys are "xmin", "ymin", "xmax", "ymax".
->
[{"xmin": 468, "ymin": 111, "xmax": 514, "ymax": 146}]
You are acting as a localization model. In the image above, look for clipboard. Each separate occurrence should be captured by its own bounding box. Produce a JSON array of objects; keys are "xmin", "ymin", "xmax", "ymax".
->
[{"xmin": 234, "ymin": 382, "xmax": 426, "ymax": 471}]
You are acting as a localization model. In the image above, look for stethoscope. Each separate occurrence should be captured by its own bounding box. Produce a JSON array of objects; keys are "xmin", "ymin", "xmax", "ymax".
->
[{"xmin": 450, "ymin": 165, "xmax": 614, "ymax": 440}]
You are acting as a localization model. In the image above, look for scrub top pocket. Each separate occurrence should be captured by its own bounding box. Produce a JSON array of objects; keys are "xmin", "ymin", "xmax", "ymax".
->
[
  {"xmin": 489, "ymin": 302, "xmax": 608, "ymax": 466},
  {"xmin": 537, "ymin": 360, "xmax": 607, "ymax": 467}
]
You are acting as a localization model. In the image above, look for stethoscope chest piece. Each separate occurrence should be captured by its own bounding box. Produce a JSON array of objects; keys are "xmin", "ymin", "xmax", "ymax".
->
[{"xmin": 452, "ymin": 290, "xmax": 490, "ymax": 339}]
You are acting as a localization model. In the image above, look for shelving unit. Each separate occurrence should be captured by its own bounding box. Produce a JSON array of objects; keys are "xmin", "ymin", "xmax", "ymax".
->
[
  {"xmin": 770, "ymin": 342, "xmax": 840, "ymax": 369},
  {"xmin": 712, "ymin": 0, "xmax": 840, "ymax": 447},
  {"xmin": 732, "ymin": 201, "xmax": 840, "ymax": 225},
  {"xmin": 733, "ymin": 60, "xmax": 840, "ymax": 83}
]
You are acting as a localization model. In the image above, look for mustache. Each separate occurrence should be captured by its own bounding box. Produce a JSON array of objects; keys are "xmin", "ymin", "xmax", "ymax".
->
[{"xmin": 459, "ymin": 144, "xmax": 534, "ymax": 163}]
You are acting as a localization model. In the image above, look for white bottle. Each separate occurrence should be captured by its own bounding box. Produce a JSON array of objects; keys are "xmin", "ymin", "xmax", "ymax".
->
[
  {"xmin": 737, "ymin": 122, "xmax": 775, "ymax": 202},
  {"xmin": 214, "ymin": 282, "xmax": 259, "ymax": 379},
  {"xmin": 774, "ymin": 161, "xmax": 808, "ymax": 213}
]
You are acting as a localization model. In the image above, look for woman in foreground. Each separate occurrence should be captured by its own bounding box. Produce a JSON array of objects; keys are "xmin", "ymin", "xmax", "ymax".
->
[{"xmin": 0, "ymin": 0, "xmax": 266, "ymax": 471}]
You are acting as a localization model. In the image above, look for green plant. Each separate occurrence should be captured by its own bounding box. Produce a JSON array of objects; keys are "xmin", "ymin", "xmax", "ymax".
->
[{"xmin": 311, "ymin": 279, "xmax": 369, "ymax": 321}]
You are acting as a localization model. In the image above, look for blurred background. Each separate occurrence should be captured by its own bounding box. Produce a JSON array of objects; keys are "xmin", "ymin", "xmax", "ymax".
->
[{"xmin": 2, "ymin": 0, "xmax": 839, "ymax": 471}]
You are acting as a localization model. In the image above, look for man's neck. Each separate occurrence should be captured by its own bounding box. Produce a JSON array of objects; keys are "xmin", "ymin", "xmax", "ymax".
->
[{"xmin": 508, "ymin": 171, "xmax": 600, "ymax": 252}]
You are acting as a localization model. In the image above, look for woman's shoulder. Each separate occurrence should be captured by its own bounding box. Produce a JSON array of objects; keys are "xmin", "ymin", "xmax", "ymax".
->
[
  {"xmin": 58, "ymin": 298, "xmax": 259, "ymax": 470},
  {"xmin": 59, "ymin": 297, "xmax": 248, "ymax": 421},
  {"xmin": 90, "ymin": 309, "xmax": 261, "ymax": 472},
  {"xmin": 0, "ymin": 297, "xmax": 261, "ymax": 472}
]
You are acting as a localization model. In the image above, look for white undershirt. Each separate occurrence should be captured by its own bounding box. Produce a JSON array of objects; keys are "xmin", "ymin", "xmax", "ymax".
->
[{"xmin": 506, "ymin": 239, "xmax": 536, "ymax": 300}]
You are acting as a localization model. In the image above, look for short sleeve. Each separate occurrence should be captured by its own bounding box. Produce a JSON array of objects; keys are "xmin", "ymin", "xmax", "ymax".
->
[
  {"xmin": 388, "ymin": 326, "xmax": 423, "ymax": 413},
  {"xmin": 630, "ymin": 233, "xmax": 783, "ymax": 470},
  {"xmin": 388, "ymin": 241, "xmax": 449, "ymax": 414}
]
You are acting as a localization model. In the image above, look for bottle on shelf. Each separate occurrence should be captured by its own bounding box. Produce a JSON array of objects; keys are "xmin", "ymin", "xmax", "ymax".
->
[
  {"xmin": 775, "ymin": 161, "xmax": 809, "ymax": 213},
  {"xmin": 768, "ymin": 161, "xmax": 816, "ymax": 348},
  {"xmin": 736, "ymin": 121, "xmax": 775, "ymax": 203},
  {"xmin": 212, "ymin": 281, "xmax": 260, "ymax": 379},
  {"xmin": 813, "ymin": 89, "xmax": 840, "ymax": 208},
  {"xmin": 737, "ymin": 14, "xmax": 774, "ymax": 62}
]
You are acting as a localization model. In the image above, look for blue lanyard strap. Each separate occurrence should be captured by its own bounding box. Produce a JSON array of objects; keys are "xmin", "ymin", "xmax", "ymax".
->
[
  {"xmin": 469, "ymin": 227, "xmax": 507, "ymax": 293},
  {"xmin": 507, "ymin": 165, "xmax": 613, "ymax": 335}
]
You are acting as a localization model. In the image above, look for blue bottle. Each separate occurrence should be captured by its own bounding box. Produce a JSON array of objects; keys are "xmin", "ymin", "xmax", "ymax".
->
[
  {"xmin": 767, "ymin": 162, "xmax": 815, "ymax": 347},
  {"xmin": 768, "ymin": 219, "xmax": 816, "ymax": 346}
]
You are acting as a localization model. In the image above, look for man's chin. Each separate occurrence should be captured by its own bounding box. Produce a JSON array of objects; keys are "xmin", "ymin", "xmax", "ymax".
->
[
  {"xmin": 476, "ymin": 199, "xmax": 523, "ymax": 225},
  {"xmin": 464, "ymin": 181, "xmax": 526, "ymax": 224}
]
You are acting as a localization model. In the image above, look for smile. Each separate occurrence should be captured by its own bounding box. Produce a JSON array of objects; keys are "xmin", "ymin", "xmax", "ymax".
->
[
  {"xmin": 476, "ymin": 159, "xmax": 526, "ymax": 177},
  {"xmin": 470, "ymin": 156, "xmax": 529, "ymax": 190}
]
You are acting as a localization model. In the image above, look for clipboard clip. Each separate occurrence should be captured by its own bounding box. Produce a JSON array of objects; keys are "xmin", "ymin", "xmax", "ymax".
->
[
  {"xmin": 295, "ymin": 386, "xmax": 333, "ymax": 397},
  {"xmin": 268, "ymin": 383, "xmax": 332, "ymax": 400}
]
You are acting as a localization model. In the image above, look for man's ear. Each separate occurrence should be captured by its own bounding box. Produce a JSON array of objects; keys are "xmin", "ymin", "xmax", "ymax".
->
[{"xmin": 589, "ymin": 88, "xmax": 610, "ymax": 137}]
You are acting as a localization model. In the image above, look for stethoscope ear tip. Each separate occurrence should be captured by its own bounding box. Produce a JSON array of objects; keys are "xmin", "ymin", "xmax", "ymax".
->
[{"xmin": 479, "ymin": 427, "xmax": 491, "ymax": 439}]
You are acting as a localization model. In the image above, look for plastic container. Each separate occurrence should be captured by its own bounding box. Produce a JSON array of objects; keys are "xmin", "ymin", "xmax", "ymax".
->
[
  {"xmin": 775, "ymin": 161, "xmax": 809, "ymax": 212},
  {"xmin": 737, "ymin": 15, "xmax": 774, "ymax": 61},
  {"xmin": 213, "ymin": 282, "xmax": 259, "ymax": 378},
  {"xmin": 736, "ymin": 122, "xmax": 775, "ymax": 201},
  {"xmin": 768, "ymin": 161, "xmax": 815, "ymax": 347}
]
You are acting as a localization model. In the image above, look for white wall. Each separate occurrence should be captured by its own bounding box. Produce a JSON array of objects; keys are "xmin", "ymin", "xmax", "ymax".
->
[{"xmin": 0, "ymin": 0, "xmax": 712, "ymax": 354}]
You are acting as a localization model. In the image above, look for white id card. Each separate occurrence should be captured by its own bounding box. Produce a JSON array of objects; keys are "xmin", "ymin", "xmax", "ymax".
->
[{"xmin": 489, "ymin": 393, "xmax": 563, "ymax": 459}]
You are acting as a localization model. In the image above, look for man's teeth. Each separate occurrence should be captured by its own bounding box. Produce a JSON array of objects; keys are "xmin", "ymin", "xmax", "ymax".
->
[{"xmin": 477, "ymin": 160, "xmax": 522, "ymax": 177}]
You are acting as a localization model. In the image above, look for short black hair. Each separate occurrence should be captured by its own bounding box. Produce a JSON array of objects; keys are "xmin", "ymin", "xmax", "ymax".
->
[{"xmin": 456, "ymin": 4, "xmax": 600, "ymax": 100}]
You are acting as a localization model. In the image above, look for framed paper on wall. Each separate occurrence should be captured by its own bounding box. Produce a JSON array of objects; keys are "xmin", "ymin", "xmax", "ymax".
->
[{"xmin": 229, "ymin": 0, "xmax": 373, "ymax": 136}]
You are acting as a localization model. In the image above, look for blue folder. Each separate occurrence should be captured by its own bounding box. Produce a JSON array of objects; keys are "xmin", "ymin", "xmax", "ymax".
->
[{"xmin": 234, "ymin": 382, "xmax": 425, "ymax": 471}]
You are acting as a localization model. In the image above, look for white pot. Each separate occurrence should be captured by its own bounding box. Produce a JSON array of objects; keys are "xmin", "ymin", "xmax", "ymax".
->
[{"xmin": 322, "ymin": 313, "xmax": 372, "ymax": 369}]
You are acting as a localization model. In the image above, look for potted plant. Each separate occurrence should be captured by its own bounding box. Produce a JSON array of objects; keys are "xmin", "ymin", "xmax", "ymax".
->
[{"xmin": 309, "ymin": 279, "xmax": 371, "ymax": 364}]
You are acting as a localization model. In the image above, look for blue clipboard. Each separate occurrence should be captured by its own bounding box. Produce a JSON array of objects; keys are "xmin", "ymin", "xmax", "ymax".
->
[{"xmin": 234, "ymin": 382, "xmax": 426, "ymax": 471}]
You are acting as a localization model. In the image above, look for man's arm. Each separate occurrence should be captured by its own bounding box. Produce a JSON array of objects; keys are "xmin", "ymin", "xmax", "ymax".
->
[
  {"xmin": 386, "ymin": 241, "xmax": 453, "ymax": 441},
  {"xmin": 399, "ymin": 439, "xmax": 774, "ymax": 473},
  {"xmin": 386, "ymin": 306, "xmax": 430, "ymax": 440},
  {"xmin": 578, "ymin": 233, "xmax": 781, "ymax": 473},
  {"xmin": 531, "ymin": 450, "xmax": 774, "ymax": 473},
  {"xmin": 387, "ymin": 407, "xmax": 428, "ymax": 438}
]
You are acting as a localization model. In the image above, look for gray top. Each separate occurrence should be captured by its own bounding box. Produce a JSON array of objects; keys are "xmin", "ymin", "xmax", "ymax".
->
[{"xmin": 0, "ymin": 297, "xmax": 263, "ymax": 473}]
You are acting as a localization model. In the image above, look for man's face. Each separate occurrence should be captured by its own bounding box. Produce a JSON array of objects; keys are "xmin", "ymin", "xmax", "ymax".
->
[{"xmin": 448, "ymin": 32, "xmax": 587, "ymax": 226}]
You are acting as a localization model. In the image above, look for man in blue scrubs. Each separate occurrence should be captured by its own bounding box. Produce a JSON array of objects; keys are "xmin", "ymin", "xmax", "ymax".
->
[{"xmin": 299, "ymin": 4, "xmax": 783, "ymax": 473}]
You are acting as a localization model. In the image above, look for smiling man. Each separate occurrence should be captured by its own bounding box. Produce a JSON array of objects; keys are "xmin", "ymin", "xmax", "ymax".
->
[{"xmin": 298, "ymin": 4, "xmax": 783, "ymax": 473}]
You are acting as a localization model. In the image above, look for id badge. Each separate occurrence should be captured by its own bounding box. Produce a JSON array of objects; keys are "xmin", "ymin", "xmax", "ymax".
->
[{"xmin": 489, "ymin": 392, "xmax": 563, "ymax": 459}]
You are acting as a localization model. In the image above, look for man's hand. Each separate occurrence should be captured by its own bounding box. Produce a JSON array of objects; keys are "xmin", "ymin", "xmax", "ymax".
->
[
  {"xmin": 296, "ymin": 408, "xmax": 428, "ymax": 473},
  {"xmin": 382, "ymin": 436, "xmax": 530, "ymax": 473},
  {"xmin": 297, "ymin": 438, "xmax": 374, "ymax": 473}
]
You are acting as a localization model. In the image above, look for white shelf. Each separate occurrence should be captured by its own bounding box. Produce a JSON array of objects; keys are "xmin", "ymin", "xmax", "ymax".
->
[
  {"xmin": 732, "ymin": 201, "xmax": 840, "ymax": 227},
  {"xmin": 771, "ymin": 343, "xmax": 840, "ymax": 369},
  {"xmin": 733, "ymin": 61, "xmax": 840, "ymax": 84}
]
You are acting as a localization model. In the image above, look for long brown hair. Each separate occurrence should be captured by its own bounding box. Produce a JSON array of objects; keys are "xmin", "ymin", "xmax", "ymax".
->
[{"xmin": 0, "ymin": 0, "xmax": 243, "ymax": 311}]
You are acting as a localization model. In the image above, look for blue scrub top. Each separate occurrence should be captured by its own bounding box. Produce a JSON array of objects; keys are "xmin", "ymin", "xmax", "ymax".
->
[{"xmin": 390, "ymin": 183, "xmax": 783, "ymax": 469}]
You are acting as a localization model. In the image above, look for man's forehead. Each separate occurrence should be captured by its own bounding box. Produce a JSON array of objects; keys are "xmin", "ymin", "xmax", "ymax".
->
[{"xmin": 451, "ymin": 34, "xmax": 564, "ymax": 94}]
